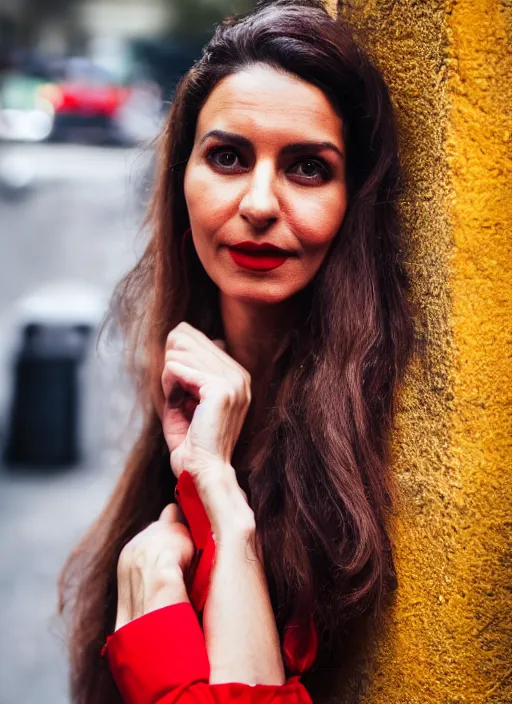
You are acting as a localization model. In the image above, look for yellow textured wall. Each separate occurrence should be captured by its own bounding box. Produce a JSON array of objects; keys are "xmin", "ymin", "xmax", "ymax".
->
[{"xmin": 323, "ymin": 0, "xmax": 512, "ymax": 702}]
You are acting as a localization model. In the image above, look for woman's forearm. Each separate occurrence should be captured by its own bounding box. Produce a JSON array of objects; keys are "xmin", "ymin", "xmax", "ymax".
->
[{"xmin": 199, "ymin": 469, "xmax": 286, "ymax": 686}]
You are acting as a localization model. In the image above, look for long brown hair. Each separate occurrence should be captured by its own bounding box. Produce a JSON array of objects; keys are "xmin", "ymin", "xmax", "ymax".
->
[{"xmin": 59, "ymin": 1, "xmax": 418, "ymax": 701}]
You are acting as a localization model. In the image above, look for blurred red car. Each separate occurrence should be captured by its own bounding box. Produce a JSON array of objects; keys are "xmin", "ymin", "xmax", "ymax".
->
[{"xmin": 38, "ymin": 57, "xmax": 134, "ymax": 144}]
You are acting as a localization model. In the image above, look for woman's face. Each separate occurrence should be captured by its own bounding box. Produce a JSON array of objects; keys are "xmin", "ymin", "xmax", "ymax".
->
[{"xmin": 184, "ymin": 64, "xmax": 348, "ymax": 306}]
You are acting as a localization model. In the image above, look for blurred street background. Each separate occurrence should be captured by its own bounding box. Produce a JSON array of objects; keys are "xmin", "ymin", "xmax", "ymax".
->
[{"xmin": 0, "ymin": 1, "xmax": 253, "ymax": 702}]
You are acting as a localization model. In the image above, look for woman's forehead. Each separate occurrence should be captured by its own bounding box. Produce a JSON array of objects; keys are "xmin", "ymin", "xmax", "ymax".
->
[{"xmin": 196, "ymin": 65, "xmax": 343, "ymax": 146}]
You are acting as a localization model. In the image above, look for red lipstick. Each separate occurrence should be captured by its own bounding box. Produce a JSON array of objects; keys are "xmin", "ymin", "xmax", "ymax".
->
[{"xmin": 227, "ymin": 240, "xmax": 292, "ymax": 271}]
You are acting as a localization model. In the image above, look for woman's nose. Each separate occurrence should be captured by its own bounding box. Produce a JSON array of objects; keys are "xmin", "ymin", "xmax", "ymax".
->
[{"xmin": 239, "ymin": 163, "xmax": 279, "ymax": 229}]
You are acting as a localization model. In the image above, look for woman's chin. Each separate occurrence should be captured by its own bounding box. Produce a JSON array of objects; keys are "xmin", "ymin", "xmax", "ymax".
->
[
  {"xmin": 217, "ymin": 280, "xmax": 296, "ymax": 306},
  {"xmin": 224, "ymin": 292, "xmax": 300, "ymax": 309}
]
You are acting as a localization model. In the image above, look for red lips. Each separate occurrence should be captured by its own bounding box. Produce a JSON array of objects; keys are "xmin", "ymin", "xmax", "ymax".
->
[
  {"xmin": 227, "ymin": 240, "xmax": 292, "ymax": 271},
  {"xmin": 230, "ymin": 240, "xmax": 289, "ymax": 254}
]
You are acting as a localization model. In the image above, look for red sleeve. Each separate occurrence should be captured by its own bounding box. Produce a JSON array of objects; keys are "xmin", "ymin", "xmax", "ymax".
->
[
  {"xmin": 105, "ymin": 603, "xmax": 313, "ymax": 704},
  {"xmin": 105, "ymin": 602, "xmax": 210, "ymax": 701},
  {"xmin": 140, "ymin": 680, "xmax": 313, "ymax": 704}
]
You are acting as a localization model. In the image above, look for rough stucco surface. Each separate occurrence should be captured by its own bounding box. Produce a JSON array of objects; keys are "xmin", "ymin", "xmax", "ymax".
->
[
  {"xmin": 444, "ymin": 1, "xmax": 511, "ymax": 701},
  {"xmin": 326, "ymin": 0, "xmax": 512, "ymax": 702}
]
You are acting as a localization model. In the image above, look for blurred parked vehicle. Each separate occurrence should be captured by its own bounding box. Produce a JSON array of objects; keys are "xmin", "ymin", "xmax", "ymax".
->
[{"xmin": 38, "ymin": 57, "xmax": 160, "ymax": 145}]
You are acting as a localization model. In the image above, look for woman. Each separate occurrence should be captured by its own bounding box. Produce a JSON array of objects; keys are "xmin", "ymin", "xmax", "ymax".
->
[{"xmin": 59, "ymin": 1, "xmax": 417, "ymax": 702}]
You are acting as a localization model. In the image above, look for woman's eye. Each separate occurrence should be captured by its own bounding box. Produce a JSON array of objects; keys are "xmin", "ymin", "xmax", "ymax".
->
[
  {"xmin": 207, "ymin": 147, "xmax": 243, "ymax": 171},
  {"xmin": 290, "ymin": 159, "xmax": 331, "ymax": 182}
]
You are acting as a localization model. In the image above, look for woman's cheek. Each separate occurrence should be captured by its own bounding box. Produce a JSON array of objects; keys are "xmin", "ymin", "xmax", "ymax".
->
[
  {"xmin": 185, "ymin": 171, "xmax": 208, "ymax": 223},
  {"xmin": 188, "ymin": 177, "xmax": 236, "ymax": 234},
  {"xmin": 292, "ymin": 191, "xmax": 347, "ymax": 249}
]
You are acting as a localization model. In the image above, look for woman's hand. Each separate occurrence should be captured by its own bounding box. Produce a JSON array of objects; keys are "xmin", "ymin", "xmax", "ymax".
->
[
  {"xmin": 115, "ymin": 503, "xmax": 195, "ymax": 631},
  {"xmin": 161, "ymin": 321, "xmax": 251, "ymax": 480},
  {"xmin": 160, "ymin": 322, "xmax": 254, "ymax": 537}
]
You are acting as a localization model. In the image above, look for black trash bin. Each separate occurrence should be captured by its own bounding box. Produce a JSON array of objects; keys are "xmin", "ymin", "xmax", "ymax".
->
[{"xmin": 3, "ymin": 322, "xmax": 93, "ymax": 467}]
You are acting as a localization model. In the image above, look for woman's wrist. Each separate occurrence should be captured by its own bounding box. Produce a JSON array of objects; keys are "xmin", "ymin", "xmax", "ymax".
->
[
  {"xmin": 145, "ymin": 565, "xmax": 190, "ymax": 614},
  {"xmin": 115, "ymin": 563, "xmax": 190, "ymax": 631},
  {"xmin": 193, "ymin": 461, "xmax": 256, "ymax": 542}
]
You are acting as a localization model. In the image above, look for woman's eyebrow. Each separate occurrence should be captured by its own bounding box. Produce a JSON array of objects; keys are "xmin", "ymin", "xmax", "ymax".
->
[{"xmin": 199, "ymin": 129, "xmax": 344, "ymax": 160}]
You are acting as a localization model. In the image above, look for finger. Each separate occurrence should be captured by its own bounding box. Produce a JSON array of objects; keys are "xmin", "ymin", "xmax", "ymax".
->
[
  {"xmin": 213, "ymin": 339, "xmax": 226, "ymax": 351},
  {"xmin": 115, "ymin": 554, "xmax": 133, "ymax": 632},
  {"xmin": 164, "ymin": 346, "xmax": 221, "ymax": 378},
  {"xmin": 165, "ymin": 336, "xmax": 227, "ymax": 373},
  {"xmin": 166, "ymin": 324, "xmax": 229, "ymax": 368},
  {"xmin": 162, "ymin": 359, "xmax": 205, "ymax": 401},
  {"xmin": 115, "ymin": 602, "xmax": 131, "ymax": 632},
  {"xmin": 158, "ymin": 502, "xmax": 184, "ymax": 523},
  {"xmin": 163, "ymin": 360, "xmax": 212, "ymax": 401}
]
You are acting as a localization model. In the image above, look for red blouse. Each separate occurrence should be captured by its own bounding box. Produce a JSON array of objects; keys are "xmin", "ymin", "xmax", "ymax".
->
[{"xmin": 103, "ymin": 471, "xmax": 318, "ymax": 703}]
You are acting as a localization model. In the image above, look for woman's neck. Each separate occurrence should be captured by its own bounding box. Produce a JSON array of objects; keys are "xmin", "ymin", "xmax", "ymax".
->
[{"xmin": 219, "ymin": 293, "xmax": 297, "ymax": 379}]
